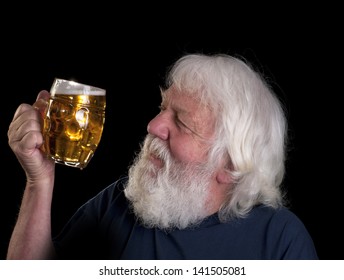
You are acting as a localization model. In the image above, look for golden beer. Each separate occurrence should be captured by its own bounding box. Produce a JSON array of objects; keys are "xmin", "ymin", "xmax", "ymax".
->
[{"xmin": 43, "ymin": 79, "xmax": 106, "ymax": 169}]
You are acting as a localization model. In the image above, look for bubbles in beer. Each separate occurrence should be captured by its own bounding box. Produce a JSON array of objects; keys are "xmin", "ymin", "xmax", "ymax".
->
[{"xmin": 43, "ymin": 93, "xmax": 106, "ymax": 169}]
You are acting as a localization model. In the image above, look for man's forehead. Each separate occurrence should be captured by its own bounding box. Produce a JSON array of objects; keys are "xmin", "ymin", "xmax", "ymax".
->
[
  {"xmin": 162, "ymin": 88, "xmax": 215, "ymax": 128},
  {"xmin": 161, "ymin": 88, "xmax": 203, "ymax": 109}
]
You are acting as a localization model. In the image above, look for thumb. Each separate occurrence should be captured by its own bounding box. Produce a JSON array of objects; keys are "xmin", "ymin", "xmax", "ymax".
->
[
  {"xmin": 33, "ymin": 90, "xmax": 50, "ymax": 117},
  {"xmin": 36, "ymin": 90, "xmax": 51, "ymax": 102}
]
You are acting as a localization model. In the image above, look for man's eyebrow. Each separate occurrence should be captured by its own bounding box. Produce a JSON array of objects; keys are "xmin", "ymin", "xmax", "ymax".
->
[
  {"xmin": 167, "ymin": 97, "xmax": 190, "ymax": 116},
  {"xmin": 160, "ymin": 90, "xmax": 168, "ymax": 106},
  {"xmin": 160, "ymin": 88, "xmax": 167, "ymax": 99}
]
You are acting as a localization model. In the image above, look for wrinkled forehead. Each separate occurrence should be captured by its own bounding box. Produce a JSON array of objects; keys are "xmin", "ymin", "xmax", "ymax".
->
[{"xmin": 161, "ymin": 86, "xmax": 213, "ymax": 111}]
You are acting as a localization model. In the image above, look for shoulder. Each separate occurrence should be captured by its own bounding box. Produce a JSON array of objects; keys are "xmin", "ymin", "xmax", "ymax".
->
[
  {"xmin": 259, "ymin": 206, "xmax": 307, "ymax": 229},
  {"xmin": 249, "ymin": 205, "xmax": 318, "ymax": 259},
  {"xmin": 248, "ymin": 205, "xmax": 310, "ymax": 235},
  {"xmin": 252, "ymin": 205, "xmax": 302, "ymax": 223},
  {"xmin": 82, "ymin": 176, "xmax": 129, "ymax": 215},
  {"xmin": 91, "ymin": 176, "xmax": 128, "ymax": 201}
]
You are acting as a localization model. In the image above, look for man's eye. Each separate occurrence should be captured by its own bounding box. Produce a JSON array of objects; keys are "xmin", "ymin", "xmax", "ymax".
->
[{"xmin": 176, "ymin": 118, "xmax": 190, "ymax": 130}]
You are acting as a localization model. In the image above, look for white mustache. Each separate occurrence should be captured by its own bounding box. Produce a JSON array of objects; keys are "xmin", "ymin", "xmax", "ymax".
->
[{"xmin": 144, "ymin": 135, "xmax": 170, "ymax": 163}]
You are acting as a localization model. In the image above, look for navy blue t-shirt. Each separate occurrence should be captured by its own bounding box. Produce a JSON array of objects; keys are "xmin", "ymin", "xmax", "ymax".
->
[{"xmin": 53, "ymin": 177, "xmax": 318, "ymax": 259}]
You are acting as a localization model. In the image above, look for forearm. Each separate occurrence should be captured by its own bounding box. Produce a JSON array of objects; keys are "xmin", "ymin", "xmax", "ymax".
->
[{"xmin": 7, "ymin": 181, "xmax": 56, "ymax": 259}]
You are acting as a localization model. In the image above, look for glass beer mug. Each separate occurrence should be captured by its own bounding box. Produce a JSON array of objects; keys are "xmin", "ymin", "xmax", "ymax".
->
[{"xmin": 42, "ymin": 78, "xmax": 106, "ymax": 169}]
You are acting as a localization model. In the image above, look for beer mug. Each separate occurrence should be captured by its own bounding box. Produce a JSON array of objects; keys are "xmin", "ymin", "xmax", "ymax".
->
[{"xmin": 42, "ymin": 78, "xmax": 106, "ymax": 169}]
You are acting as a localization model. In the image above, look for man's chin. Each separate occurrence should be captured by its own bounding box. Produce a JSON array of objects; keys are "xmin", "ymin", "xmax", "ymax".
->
[{"xmin": 141, "ymin": 164, "xmax": 161, "ymax": 179}]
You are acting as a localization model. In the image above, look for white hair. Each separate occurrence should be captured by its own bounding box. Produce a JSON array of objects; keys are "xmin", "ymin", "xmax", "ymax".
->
[{"xmin": 166, "ymin": 53, "xmax": 288, "ymax": 221}]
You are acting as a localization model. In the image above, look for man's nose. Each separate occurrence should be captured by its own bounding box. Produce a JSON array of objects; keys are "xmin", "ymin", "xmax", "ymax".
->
[{"xmin": 147, "ymin": 112, "xmax": 169, "ymax": 141}]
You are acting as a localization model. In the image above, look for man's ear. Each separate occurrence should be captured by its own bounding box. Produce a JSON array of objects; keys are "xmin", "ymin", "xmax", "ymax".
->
[
  {"xmin": 216, "ymin": 167, "xmax": 232, "ymax": 185},
  {"xmin": 216, "ymin": 155, "xmax": 234, "ymax": 185}
]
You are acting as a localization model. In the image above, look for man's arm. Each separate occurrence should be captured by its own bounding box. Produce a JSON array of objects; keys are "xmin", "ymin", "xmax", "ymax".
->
[
  {"xmin": 7, "ymin": 178, "xmax": 56, "ymax": 259},
  {"xmin": 7, "ymin": 91, "xmax": 57, "ymax": 259}
]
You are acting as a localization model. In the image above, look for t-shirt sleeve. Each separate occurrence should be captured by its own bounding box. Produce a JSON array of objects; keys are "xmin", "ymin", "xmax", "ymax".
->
[
  {"xmin": 266, "ymin": 208, "xmax": 318, "ymax": 259},
  {"xmin": 53, "ymin": 179, "xmax": 124, "ymax": 259},
  {"xmin": 53, "ymin": 202, "xmax": 99, "ymax": 259}
]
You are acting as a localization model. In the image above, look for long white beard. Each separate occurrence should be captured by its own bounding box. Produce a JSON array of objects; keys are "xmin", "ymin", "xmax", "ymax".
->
[{"xmin": 124, "ymin": 135, "xmax": 215, "ymax": 230}]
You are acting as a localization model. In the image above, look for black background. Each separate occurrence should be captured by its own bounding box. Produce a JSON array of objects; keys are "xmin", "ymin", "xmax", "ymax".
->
[{"xmin": 1, "ymin": 8, "xmax": 343, "ymax": 260}]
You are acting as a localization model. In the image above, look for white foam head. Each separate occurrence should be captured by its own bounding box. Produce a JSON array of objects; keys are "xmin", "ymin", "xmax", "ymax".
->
[{"xmin": 51, "ymin": 78, "xmax": 106, "ymax": 96}]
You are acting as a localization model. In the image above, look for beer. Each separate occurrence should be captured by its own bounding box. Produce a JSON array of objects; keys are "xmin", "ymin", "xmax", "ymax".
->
[{"xmin": 43, "ymin": 79, "xmax": 106, "ymax": 169}]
